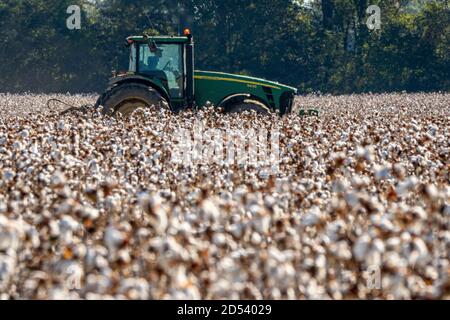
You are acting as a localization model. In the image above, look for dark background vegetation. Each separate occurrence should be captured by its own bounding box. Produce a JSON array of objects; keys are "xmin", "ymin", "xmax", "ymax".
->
[{"xmin": 0, "ymin": 0, "xmax": 448, "ymax": 94}]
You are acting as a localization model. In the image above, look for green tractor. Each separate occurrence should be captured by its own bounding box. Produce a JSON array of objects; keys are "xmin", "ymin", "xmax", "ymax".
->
[{"xmin": 95, "ymin": 30, "xmax": 297, "ymax": 117}]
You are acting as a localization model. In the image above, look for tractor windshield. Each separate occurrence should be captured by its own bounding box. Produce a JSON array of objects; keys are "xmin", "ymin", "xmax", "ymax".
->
[{"xmin": 138, "ymin": 43, "xmax": 184, "ymax": 98}]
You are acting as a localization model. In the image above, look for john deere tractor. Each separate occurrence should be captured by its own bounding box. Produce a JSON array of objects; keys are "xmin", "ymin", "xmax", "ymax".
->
[{"xmin": 95, "ymin": 30, "xmax": 297, "ymax": 117}]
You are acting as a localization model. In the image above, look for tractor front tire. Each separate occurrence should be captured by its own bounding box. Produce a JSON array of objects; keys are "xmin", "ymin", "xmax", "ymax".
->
[
  {"xmin": 96, "ymin": 83, "xmax": 169, "ymax": 118},
  {"xmin": 227, "ymin": 100, "xmax": 271, "ymax": 115}
]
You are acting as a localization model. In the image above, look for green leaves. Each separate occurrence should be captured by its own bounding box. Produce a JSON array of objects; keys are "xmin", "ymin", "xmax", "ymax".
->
[{"xmin": 0, "ymin": 0, "xmax": 448, "ymax": 93}]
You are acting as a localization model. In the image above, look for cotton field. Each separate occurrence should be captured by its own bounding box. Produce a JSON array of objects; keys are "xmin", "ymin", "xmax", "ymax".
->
[{"xmin": 0, "ymin": 93, "xmax": 448, "ymax": 300}]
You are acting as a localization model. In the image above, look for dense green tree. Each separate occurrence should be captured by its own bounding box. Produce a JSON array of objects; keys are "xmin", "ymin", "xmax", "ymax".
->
[
  {"xmin": 0, "ymin": 0, "xmax": 448, "ymax": 94},
  {"xmin": 0, "ymin": 0, "xmax": 96, "ymax": 92}
]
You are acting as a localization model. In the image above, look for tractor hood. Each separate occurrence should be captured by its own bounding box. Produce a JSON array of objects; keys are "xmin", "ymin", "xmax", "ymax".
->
[
  {"xmin": 194, "ymin": 71, "xmax": 297, "ymax": 93},
  {"xmin": 194, "ymin": 70, "xmax": 297, "ymax": 114}
]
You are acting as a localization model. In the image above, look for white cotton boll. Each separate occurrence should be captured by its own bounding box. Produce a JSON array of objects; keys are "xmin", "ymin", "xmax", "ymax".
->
[
  {"xmin": 81, "ymin": 206, "xmax": 100, "ymax": 221},
  {"xmin": 50, "ymin": 150, "xmax": 63, "ymax": 161},
  {"xmin": 130, "ymin": 146, "xmax": 140, "ymax": 156},
  {"xmin": 427, "ymin": 124, "xmax": 438, "ymax": 136},
  {"xmin": 374, "ymin": 164, "xmax": 391, "ymax": 181},
  {"xmin": 424, "ymin": 184, "xmax": 439, "ymax": 200},
  {"xmin": 26, "ymin": 227, "xmax": 40, "ymax": 249},
  {"xmin": 386, "ymin": 237, "xmax": 401, "ymax": 250},
  {"xmin": 19, "ymin": 129, "xmax": 30, "ymax": 139},
  {"xmin": 268, "ymin": 247, "xmax": 286, "ymax": 264},
  {"xmin": 49, "ymin": 220, "xmax": 60, "ymax": 238},
  {"xmin": 139, "ymin": 193, "xmax": 168, "ymax": 234},
  {"xmin": 301, "ymin": 206, "xmax": 322, "ymax": 227},
  {"xmin": 2, "ymin": 169, "xmax": 15, "ymax": 183},
  {"xmin": 409, "ymin": 238, "xmax": 429, "ymax": 267},
  {"xmin": 384, "ymin": 251, "xmax": 407, "ymax": 270},
  {"xmin": 50, "ymin": 171, "xmax": 66, "ymax": 188},
  {"xmin": 200, "ymin": 199, "xmax": 221, "ymax": 223},
  {"xmin": 63, "ymin": 155, "xmax": 79, "ymax": 169},
  {"xmin": 26, "ymin": 167, "xmax": 35, "ymax": 175},
  {"xmin": 72, "ymin": 244, "xmax": 87, "ymax": 260},
  {"xmin": 0, "ymin": 147, "xmax": 7, "ymax": 155},
  {"xmin": 253, "ymin": 215, "xmax": 271, "ymax": 234},
  {"xmin": 84, "ymin": 248, "xmax": 99, "ymax": 271},
  {"xmin": 379, "ymin": 216, "xmax": 396, "ymax": 232},
  {"xmin": 213, "ymin": 233, "xmax": 227, "ymax": 246},
  {"xmin": 396, "ymin": 176, "xmax": 419, "ymax": 196},
  {"xmin": 411, "ymin": 123, "xmax": 421, "ymax": 132},
  {"xmin": 333, "ymin": 179, "xmax": 350, "ymax": 193},
  {"xmin": 372, "ymin": 238, "xmax": 385, "ymax": 254},
  {"xmin": 339, "ymin": 131, "xmax": 348, "ymax": 142},
  {"xmin": 59, "ymin": 216, "xmax": 79, "ymax": 233},
  {"xmin": 138, "ymin": 192, "xmax": 161, "ymax": 211},
  {"xmin": 104, "ymin": 226, "xmax": 125, "ymax": 253},
  {"xmin": 305, "ymin": 279, "xmax": 327, "ymax": 299},
  {"xmin": 58, "ymin": 216, "xmax": 79, "ymax": 245},
  {"xmin": 356, "ymin": 146, "xmax": 375, "ymax": 162},
  {"xmin": 326, "ymin": 219, "xmax": 346, "ymax": 242},
  {"xmin": 353, "ymin": 234, "xmax": 371, "ymax": 262},
  {"xmin": 248, "ymin": 204, "xmax": 262, "ymax": 215},
  {"xmin": 117, "ymin": 249, "xmax": 131, "ymax": 264},
  {"xmin": 0, "ymin": 227, "xmax": 20, "ymax": 252},
  {"xmin": 58, "ymin": 120, "xmax": 67, "ymax": 131},
  {"xmin": 229, "ymin": 223, "xmax": 245, "ymax": 239},
  {"xmin": 105, "ymin": 196, "xmax": 120, "ymax": 214},
  {"xmin": 85, "ymin": 274, "xmax": 112, "ymax": 294},
  {"xmin": 305, "ymin": 146, "xmax": 317, "ymax": 159},
  {"xmin": 0, "ymin": 254, "xmax": 17, "ymax": 291},
  {"xmin": 331, "ymin": 241, "xmax": 352, "ymax": 260},
  {"xmin": 171, "ymin": 266, "xmax": 190, "ymax": 289},
  {"xmin": 356, "ymin": 146, "xmax": 365, "ymax": 159},
  {"xmin": 345, "ymin": 192, "xmax": 359, "ymax": 208},
  {"xmin": 12, "ymin": 141, "xmax": 23, "ymax": 152},
  {"xmin": 251, "ymin": 232, "xmax": 262, "ymax": 245},
  {"xmin": 152, "ymin": 150, "xmax": 162, "ymax": 161},
  {"xmin": 351, "ymin": 175, "xmax": 365, "ymax": 188}
]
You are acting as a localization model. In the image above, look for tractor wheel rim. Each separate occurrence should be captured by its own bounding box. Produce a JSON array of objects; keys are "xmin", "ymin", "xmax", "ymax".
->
[{"xmin": 114, "ymin": 98, "xmax": 150, "ymax": 118}]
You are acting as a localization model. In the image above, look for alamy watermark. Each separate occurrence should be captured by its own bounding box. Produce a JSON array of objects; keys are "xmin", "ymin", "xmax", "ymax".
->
[
  {"xmin": 171, "ymin": 120, "xmax": 281, "ymax": 175},
  {"xmin": 366, "ymin": 5, "xmax": 381, "ymax": 31},
  {"xmin": 67, "ymin": 4, "xmax": 380, "ymax": 32},
  {"xmin": 66, "ymin": 5, "xmax": 81, "ymax": 30}
]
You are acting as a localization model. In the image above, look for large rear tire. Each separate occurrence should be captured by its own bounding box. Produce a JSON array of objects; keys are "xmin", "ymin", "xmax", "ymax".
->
[
  {"xmin": 95, "ymin": 83, "xmax": 169, "ymax": 118},
  {"xmin": 227, "ymin": 100, "xmax": 271, "ymax": 115}
]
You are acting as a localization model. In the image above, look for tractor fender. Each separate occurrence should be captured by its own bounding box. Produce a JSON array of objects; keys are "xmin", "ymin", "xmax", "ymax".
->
[
  {"xmin": 217, "ymin": 93, "xmax": 270, "ymax": 112},
  {"xmin": 103, "ymin": 74, "xmax": 171, "ymax": 106}
]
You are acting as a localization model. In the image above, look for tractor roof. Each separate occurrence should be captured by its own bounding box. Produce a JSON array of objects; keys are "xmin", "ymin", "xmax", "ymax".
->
[{"xmin": 127, "ymin": 35, "xmax": 190, "ymax": 44}]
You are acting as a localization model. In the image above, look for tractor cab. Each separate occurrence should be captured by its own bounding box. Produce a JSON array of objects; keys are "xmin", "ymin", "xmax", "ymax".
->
[{"xmin": 126, "ymin": 32, "xmax": 195, "ymax": 110}]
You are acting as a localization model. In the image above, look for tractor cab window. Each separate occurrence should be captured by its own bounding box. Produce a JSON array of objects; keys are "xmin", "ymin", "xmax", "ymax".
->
[{"xmin": 138, "ymin": 43, "xmax": 184, "ymax": 98}]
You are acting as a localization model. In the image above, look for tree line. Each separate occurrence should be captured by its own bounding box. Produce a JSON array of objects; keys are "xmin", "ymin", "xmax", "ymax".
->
[{"xmin": 0, "ymin": 0, "xmax": 448, "ymax": 94}]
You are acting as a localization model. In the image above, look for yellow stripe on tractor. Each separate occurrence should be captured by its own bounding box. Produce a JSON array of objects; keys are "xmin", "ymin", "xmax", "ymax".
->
[{"xmin": 194, "ymin": 75, "xmax": 281, "ymax": 90}]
